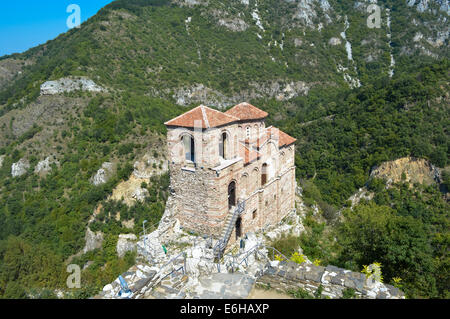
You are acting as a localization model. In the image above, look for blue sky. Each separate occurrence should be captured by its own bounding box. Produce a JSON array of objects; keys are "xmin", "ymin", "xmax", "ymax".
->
[{"xmin": 0, "ymin": 1, "xmax": 114, "ymax": 57}]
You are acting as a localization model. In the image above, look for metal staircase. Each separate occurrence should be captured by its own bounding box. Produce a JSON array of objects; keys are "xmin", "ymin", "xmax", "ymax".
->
[{"xmin": 213, "ymin": 201, "xmax": 245, "ymax": 258}]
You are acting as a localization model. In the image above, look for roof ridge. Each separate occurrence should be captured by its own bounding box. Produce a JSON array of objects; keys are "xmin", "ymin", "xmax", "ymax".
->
[
  {"xmin": 200, "ymin": 105, "xmax": 210, "ymax": 128},
  {"xmin": 163, "ymin": 105, "xmax": 202, "ymax": 125},
  {"xmin": 204, "ymin": 105, "xmax": 240, "ymax": 121},
  {"xmin": 225, "ymin": 102, "xmax": 268, "ymax": 120},
  {"xmin": 165, "ymin": 104, "xmax": 239, "ymax": 128}
]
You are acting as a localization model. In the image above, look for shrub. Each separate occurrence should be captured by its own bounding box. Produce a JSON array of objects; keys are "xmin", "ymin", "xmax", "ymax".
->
[{"xmin": 341, "ymin": 288, "xmax": 356, "ymax": 299}]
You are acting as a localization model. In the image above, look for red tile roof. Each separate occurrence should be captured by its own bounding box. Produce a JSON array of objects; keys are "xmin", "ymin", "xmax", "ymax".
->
[
  {"xmin": 164, "ymin": 105, "xmax": 239, "ymax": 129},
  {"xmin": 266, "ymin": 127, "xmax": 297, "ymax": 148},
  {"xmin": 225, "ymin": 102, "xmax": 268, "ymax": 121}
]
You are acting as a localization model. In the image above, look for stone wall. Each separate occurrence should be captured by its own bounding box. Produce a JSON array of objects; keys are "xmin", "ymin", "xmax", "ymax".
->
[
  {"xmin": 256, "ymin": 261, "xmax": 405, "ymax": 299},
  {"xmin": 170, "ymin": 164, "xmax": 223, "ymax": 236}
]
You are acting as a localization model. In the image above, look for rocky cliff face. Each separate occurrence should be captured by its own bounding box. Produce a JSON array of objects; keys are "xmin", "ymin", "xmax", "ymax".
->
[
  {"xmin": 169, "ymin": 80, "xmax": 312, "ymax": 108},
  {"xmin": 370, "ymin": 156, "xmax": 442, "ymax": 186}
]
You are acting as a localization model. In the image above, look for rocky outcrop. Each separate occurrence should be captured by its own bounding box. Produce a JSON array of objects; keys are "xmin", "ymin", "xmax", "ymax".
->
[
  {"xmin": 348, "ymin": 187, "xmax": 374, "ymax": 208},
  {"xmin": 328, "ymin": 37, "xmax": 341, "ymax": 46},
  {"xmin": 217, "ymin": 18, "xmax": 249, "ymax": 32},
  {"xmin": 370, "ymin": 157, "xmax": 441, "ymax": 186},
  {"xmin": 117, "ymin": 234, "xmax": 137, "ymax": 258},
  {"xmin": 11, "ymin": 158, "xmax": 30, "ymax": 177},
  {"xmin": 108, "ymin": 154, "xmax": 167, "ymax": 206},
  {"xmin": 173, "ymin": 0, "xmax": 206, "ymax": 7},
  {"xmin": 34, "ymin": 156, "xmax": 59, "ymax": 175},
  {"xmin": 91, "ymin": 162, "xmax": 115, "ymax": 186},
  {"xmin": 0, "ymin": 155, "xmax": 5, "ymax": 169},
  {"xmin": 264, "ymin": 209, "xmax": 305, "ymax": 241},
  {"xmin": 110, "ymin": 175, "xmax": 149, "ymax": 206},
  {"xmin": 408, "ymin": 0, "xmax": 449, "ymax": 13},
  {"xmin": 133, "ymin": 154, "xmax": 168, "ymax": 179},
  {"xmin": 83, "ymin": 228, "xmax": 104, "ymax": 254},
  {"xmin": 40, "ymin": 77, "xmax": 105, "ymax": 95},
  {"xmin": 170, "ymin": 81, "xmax": 312, "ymax": 108},
  {"xmin": 257, "ymin": 261, "xmax": 405, "ymax": 299},
  {"xmin": 292, "ymin": 0, "xmax": 332, "ymax": 27}
]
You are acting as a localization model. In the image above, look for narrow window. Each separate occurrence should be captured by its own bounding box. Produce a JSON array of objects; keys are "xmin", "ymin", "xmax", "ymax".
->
[
  {"xmin": 219, "ymin": 132, "xmax": 227, "ymax": 159},
  {"xmin": 261, "ymin": 163, "xmax": 268, "ymax": 186},
  {"xmin": 246, "ymin": 126, "xmax": 251, "ymax": 140},
  {"xmin": 235, "ymin": 217, "xmax": 242, "ymax": 239},
  {"xmin": 252, "ymin": 210, "xmax": 257, "ymax": 220},
  {"xmin": 183, "ymin": 135, "xmax": 195, "ymax": 162},
  {"xmin": 228, "ymin": 181, "xmax": 236, "ymax": 209}
]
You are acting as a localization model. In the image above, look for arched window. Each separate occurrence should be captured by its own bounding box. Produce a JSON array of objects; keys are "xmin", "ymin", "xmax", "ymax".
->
[
  {"xmin": 182, "ymin": 135, "xmax": 195, "ymax": 162},
  {"xmin": 261, "ymin": 163, "xmax": 268, "ymax": 186},
  {"xmin": 219, "ymin": 132, "xmax": 228, "ymax": 160}
]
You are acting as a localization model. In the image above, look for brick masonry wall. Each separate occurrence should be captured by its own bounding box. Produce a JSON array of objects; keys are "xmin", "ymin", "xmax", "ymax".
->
[{"xmin": 256, "ymin": 261, "xmax": 405, "ymax": 299}]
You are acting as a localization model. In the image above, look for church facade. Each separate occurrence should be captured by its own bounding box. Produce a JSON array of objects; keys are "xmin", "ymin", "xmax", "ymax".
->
[{"xmin": 164, "ymin": 102, "xmax": 296, "ymax": 247}]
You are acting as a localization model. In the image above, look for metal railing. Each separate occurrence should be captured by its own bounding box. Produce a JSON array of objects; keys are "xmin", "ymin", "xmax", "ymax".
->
[
  {"xmin": 265, "ymin": 246, "xmax": 290, "ymax": 262},
  {"xmin": 157, "ymin": 251, "xmax": 187, "ymax": 283},
  {"xmin": 225, "ymin": 243, "xmax": 265, "ymax": 273},
  {"xmin": 214, "ymin": 243, "xmax": 291, "ymax": 274},
  {"xmin": 213, "ymin": 200, "xmax": 245, "ymax": 259},
  {"xmin": 139, "ymin": 220, "xmax": 161, "ymax": 238}
]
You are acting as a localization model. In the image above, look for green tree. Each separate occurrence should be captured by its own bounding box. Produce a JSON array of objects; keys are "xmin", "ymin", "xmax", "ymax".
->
[{"xmin": 336, "ymin": 203, "xmax": 437, "ymax": 298}]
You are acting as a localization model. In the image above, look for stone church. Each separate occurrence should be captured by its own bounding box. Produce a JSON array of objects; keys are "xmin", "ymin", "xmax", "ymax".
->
[{"xmin": 164, "ymin": 102, "xmax": 296, "ymax": 250}]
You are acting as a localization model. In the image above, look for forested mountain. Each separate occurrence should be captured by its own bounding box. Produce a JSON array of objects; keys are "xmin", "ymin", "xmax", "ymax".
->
[{"xmin": 0, "ymin": 0, "xmax": 448, "ymax": 299}]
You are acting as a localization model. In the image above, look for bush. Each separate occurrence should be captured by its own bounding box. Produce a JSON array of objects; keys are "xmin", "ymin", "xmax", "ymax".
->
[
  {"xmin": 341, "ymin": 288, "xmax": 356, "ymax": 299},
  {"xmin": 271, "ymin": 234, "xmax": 300, "ymax": 258}
]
